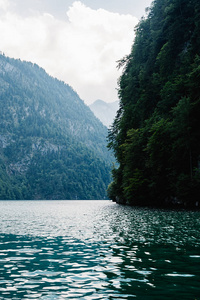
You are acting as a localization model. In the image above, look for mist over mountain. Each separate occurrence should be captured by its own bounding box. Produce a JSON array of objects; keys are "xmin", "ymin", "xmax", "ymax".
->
[
  {"xmin": 0, "ymin": 53, "xmax": 113, "ymax": 200},
  {"xmin": 89, "ymin": 100, "xmax": 119, "ymax": 127}
]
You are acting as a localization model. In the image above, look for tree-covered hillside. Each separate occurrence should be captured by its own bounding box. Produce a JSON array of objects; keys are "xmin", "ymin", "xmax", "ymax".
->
[
  {"xmin": 108, "ymin": 0, "xmax": 200, "ymax": 208},
  {"xmin": 0, "ymin": 53, "xmax": 112, "ymax": 200}
]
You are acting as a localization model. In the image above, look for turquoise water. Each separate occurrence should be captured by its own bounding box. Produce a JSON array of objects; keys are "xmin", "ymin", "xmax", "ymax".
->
[{"xmin": 0, "ymin": 200, "xmax": 199, "ymax": 299}]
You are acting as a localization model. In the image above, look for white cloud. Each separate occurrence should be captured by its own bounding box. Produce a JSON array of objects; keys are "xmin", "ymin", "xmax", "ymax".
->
[
  {"xmin": 0, "ymin": 0, "xmax": 9, "ymax": 10},
  {"xmin": 0, "ymin": 1, "xmax": 138, "ymax": 104}
]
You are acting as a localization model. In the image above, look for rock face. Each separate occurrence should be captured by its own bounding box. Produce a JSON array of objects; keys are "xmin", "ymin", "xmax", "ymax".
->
[
  {"xmin": 0, "ymin": 54, "xmax": 113, "ymax": 200},
  {"xmin": 89, "ymin": 99, "xmax": 119, "ymax": 127}
]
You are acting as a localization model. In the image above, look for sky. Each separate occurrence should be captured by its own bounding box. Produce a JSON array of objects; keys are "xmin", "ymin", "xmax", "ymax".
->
[{"xmin": 0, "ymin": 0, "xmax": 153, "ymax": 105}]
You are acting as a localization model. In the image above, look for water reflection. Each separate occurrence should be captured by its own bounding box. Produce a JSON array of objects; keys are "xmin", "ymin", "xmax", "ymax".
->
[{"xmin": 0, "ymin": 200, "xmax": 199, "ymax": 299}]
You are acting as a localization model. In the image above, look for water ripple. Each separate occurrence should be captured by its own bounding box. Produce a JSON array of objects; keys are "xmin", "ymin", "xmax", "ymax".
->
[{"xmin": 0, "ymin": 200, "xmax": 199, "ymax": 299}]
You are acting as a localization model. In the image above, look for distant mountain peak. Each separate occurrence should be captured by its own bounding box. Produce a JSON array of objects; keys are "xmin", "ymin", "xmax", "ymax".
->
[{"xmin": 89, "ymin": 99, "xmax": 119, "ymax": 127}]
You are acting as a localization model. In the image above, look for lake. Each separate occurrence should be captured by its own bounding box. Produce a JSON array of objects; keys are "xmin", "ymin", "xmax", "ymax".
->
[{"xmin": 0, "ymin": 200, "xmax": 199, "ymax": 299}]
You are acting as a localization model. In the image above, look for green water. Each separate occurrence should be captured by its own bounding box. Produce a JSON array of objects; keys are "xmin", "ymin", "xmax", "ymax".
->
[{"xmin": 0, "ymin": 200, "xmax": 199, "ymax": 299}]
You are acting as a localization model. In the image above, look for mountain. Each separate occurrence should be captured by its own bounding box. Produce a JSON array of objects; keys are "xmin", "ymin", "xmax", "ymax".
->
[
  {"xmin": 0, "ymin": 53, "xmax": 113, "ymax": 200},
  {"xmin": 108, "ymin": 0, "xmax": 200, "ymax": 208},
  {"xmin": 89, "ymin": 99, "xmax": 119, "ymax": 127}
]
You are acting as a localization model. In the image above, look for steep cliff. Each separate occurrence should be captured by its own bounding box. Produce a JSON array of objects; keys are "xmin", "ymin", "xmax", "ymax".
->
[{"xmin": 108, "ymin": 0, "xmax": 200, "ymax": 208}]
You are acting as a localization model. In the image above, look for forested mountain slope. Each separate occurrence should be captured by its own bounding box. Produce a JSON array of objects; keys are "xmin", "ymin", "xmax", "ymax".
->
[
  {"xmin": 0, "ymin": 54, "xmax": 112, "ymax": 200},
  {"xmin": 108, "ymin": 0, "xmax": 200, "ymax": 208}
]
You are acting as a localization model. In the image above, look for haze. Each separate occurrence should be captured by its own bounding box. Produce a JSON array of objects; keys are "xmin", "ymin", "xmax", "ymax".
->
[{"xmin": 0, "ymin": 0, "xmax": 152, "ymax": 104}]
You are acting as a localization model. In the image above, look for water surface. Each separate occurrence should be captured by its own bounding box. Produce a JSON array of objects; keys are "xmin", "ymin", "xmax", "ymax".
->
[{"xmin": 0, "ymin": 200, "xmax": 199, "ymax": 299}]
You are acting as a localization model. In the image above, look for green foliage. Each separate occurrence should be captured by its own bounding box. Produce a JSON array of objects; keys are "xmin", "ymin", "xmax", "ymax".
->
[
  {"xmin": 0, "ymin": 54, "xmax": 113, "ymax": 200},
  {"xmin": 108, "ymin": 0, "xmax": 200, "ymax": 208}
]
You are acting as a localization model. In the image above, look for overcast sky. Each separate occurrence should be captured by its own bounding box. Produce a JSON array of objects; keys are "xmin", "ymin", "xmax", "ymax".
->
[{"xmin": 0, "ymin": 0, "xmax": 152, "ymax": 105}]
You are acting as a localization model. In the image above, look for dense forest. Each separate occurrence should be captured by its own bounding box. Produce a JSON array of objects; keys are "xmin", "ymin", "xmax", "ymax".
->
[
  {"xmin": 108, "ymin": 0, "xmax": 200, "ymax": 208},
  {"xmin": 0, "ymin": 54, "xmax": 113, "ymax": 200}
]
